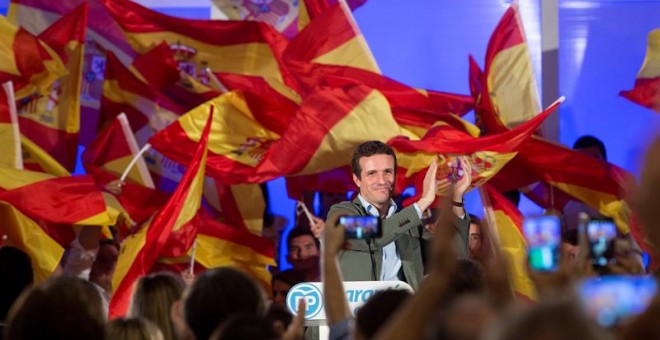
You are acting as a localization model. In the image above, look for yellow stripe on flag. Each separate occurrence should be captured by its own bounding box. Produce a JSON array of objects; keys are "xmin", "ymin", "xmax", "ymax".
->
[{"xmin": 21, "ymin": 134, "xmax": 71, "ymax": 177}]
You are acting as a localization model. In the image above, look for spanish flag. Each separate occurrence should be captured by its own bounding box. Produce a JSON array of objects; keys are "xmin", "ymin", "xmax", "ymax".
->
[
  {"xmin": 483, "ymin": 184, "xmax": 536, "ymax": 301},
  {"xmin": 16, "ymin": 3, "xmax": 87, "ymax": 172},
  {"xmin": 109, "ymin": 107, "xmax": 212, "ymax": 318},
  {"xmin": 203, "ymin": 180, "xmax": 266, "ymax": 236},
  {"xmin": 289, "ymin": 2, "xmax": 378, "ymax": 73},
  {"xmin": 20, "ymin": 134, "xmax": 71, "ymax": 177},
  {"xmin": 150, "ymin": 85, "xmax": 408, "ymax": 184},
  {"xmin": 0, "ymin": 15, "xmax": 66, "ymax": 98},
  {"xmin": 390, "ymin": 98, "xmax": 561, "ymax": 197},
  {"xmin": 620, "ymin": 29, "xmax": 660, "ymax": 113},
  {"xmin": 82, "ymin": 113, "xmax": 154, "ymax": 188},
  {"xmin": 0, "ymin": 81, "xmax": 22, "ymax": 169},
  {"xmin": 0, "ymin": 202, "xmax": 64, "ymax": 283},
  {"xmin": 476, "ymin": 4, "xmax": 542, "ymax": 132},
  {"xmin": 0, "ymin": 168, "xmax": 122, "ymax": 227},
  {"xmin": 195, "ymin": 209, "xmax": 276, "ymax": 289},
  {"xmin": 101, "ymin": 0, "xmax": 297, "ymax": 91}
]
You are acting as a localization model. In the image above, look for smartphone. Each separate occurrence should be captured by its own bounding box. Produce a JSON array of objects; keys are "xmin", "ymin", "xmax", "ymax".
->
[
  {"xmin": 523, "ymin": 215, "xmax": 561, "ymax": 272},
  {"xmin": 578, "ymin": 276, "xmax": 657, "ymax": 327},
  {"xmin": 339, "ymin": 216, "xmax": 382, "ymax": 240},
  {"xmin": 587, "ymin": 218, "xmax": 617, "ymax": 268}
]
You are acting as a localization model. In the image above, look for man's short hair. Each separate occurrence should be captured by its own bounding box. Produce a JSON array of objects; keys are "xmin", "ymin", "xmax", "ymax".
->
[
  {"xmin": 573, "ymin": 135, "xmax": 607, "ymax": 161},
  {"xmin": 286, "ymin": 228, "xmax": 320, "ymax": 251},
  {"xmin": 271, "ymin": 269, "xmax": 307, "ymax": 287},
  {"xmin": 351, "ymin": 141, "xmax": 397, "ymax": 179},
  {"xmin": 0, "ymin": 246, "xmax": 33, "ymax": 322},
  {"xmin": 183, "ymin": 267, "xmax": 265, "ymax": 340}
]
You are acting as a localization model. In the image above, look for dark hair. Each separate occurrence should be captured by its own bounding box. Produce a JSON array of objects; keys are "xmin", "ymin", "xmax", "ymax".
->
[
  {"xmin": 211, "ymin": 314, "xmax": 277, "ymax": 340},
  {"xmin": 468, "ymin": 214, "xmax": 481, "ymax": 228},
  {"xmin": 99, "ymin": 238, "xmax": 120, "ymax": 250},
  {"xmin": 351, "ymin": 141, "xmax": 397, "ymax": 179},
  {"xmin": 129, "ymin": 272, "xmax": 184, "ymax": 340},
  {"xmin": 5, "ymin": 276, "xmax": 105, "ymax": 340},
  {"xmin": 286, "ymin": 228, "xmax": 320, "ymax": 251},
  {"xmin": 183, "ymin": 267, "xmax": 265, "ymax": 340},
  {"xmin": 264, "ymin": 305, "xmax": 293, "ymax": 335},
  {"xmin": 0, "ymin": 246, "xmax": 33, "ymax": 322},
  {"xmin": 271, "ymin": 269, "xmax": 307, "ymax": 287},
  {"xmin": 355, "ymin": 290, "xmax": 412, "ymax": 338},
  {"xmin": 573, "ymin": 135, "xmax": 607, "ymax": 161},
  {"xmin": 450, "ymin": 259, "xmax": 486, "ymax": 296}
]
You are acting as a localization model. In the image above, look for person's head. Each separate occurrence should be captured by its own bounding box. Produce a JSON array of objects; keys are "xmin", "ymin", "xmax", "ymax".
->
[
  {"xmin": 0, "ymin": 246, "xmax": 33, "ymax": 322},
  {"xmin": 90, "ymin": 238, "xmax": 120, "ymax": 291},
  {"xmin": 181, "ymin": 267, "xmax": 265, "ymax": 340},
  {"xmin": 271, "ymin": 269, "xmax": 307, "ymax": 308},
  {"xmin": 106, "ymin": 318, "xmax": 164, "ymax": 340},
  {"xmin": 286, "ymin": 228, "xmax": 320, "ymax": 278},
  {"xmin": 494, "ymin": 301, "xmax": 613, "ymax": 340},
  {"xmin": 211, "ymin": 314, "xmax": 277, "ymax": 340},
  {"xmin": 354, "ymin": 289, "xmax": 412, "ymax": 340},
  {"xmin": 468, "ymin": 215, "xmax": 483, "ymax": 260},
  {"xmin": 351, "ymin": 141, "xmax": 397, "ymax": 209},
  {"xmin": 5, "ymin": 276, "xmax": 105, "ymax": 340},
  {"xmin": 573, "ymin": 135, "xmax": 607, "ymax": 161},
  {"xmin": 450, "ymin": 259, "xmax": 486, "ymax": 297},
  {"xmin": 129, "ymin": 272, "xmax": 185, "ymax": 340}
]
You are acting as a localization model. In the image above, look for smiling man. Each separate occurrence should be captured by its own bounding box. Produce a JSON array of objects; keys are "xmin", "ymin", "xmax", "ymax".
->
[{"xmin": 327, "ymin": 141, "xmax": 471, "ymax": 290}]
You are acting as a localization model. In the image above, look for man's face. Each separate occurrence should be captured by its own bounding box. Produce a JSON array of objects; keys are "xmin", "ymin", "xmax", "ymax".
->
[
  {"xmin": 271, "ymin": 279, "xmax": 292, "ymax": 308},
  {"xmin": 287, "ymin": 235, "xmax": 319, "ymax": 261},
  {"xmin": 353, "ymin": 154, "xmax": 396, "ymax": 209},
  {"xmin": 468, "ymin": 223, "xmax": 482, "ymax": 257},
  {"xmin": 287, "ymin": 235, "xmax": 320, "ymax": 276}
]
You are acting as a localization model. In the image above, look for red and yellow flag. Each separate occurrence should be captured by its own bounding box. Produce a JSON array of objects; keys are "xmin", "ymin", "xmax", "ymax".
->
[
  {"xmin": 289, "ymin": 2, "xmax": 378, "ymax": 73},
  {"xmin": 476, "ymin": 4, "xmax": 541, "ymax": 133},
  {"xmin": 16, "ymin": 3, "xmax": 87, "ymax": 171},
  {"xmin": 101, "ymin": 0, "xmax": 296, "ymax": 91},
  {"xmin": 0, "ymin": 202, "xmax": 64, "ymax": 283},
  {"xmin": 620, "ymin": 29, "xmax": 660, "ymax": 113},
  {"xmin": 0, "ymin": 81, "xmax": 22, "ymax": 169},
  {"xmin": 390, "ymin": 99, "xmax": 561, "ymax": 197},
  {"xmin": 0, "ymin": 15, "xmax": 67, "ymax": 98},
  {"xmin": 109, "ymin": 107, "xmax": 212, "ymax": 318},
  {"xmin": 150, "ymin": 85, "xmax": 409, "ymax": 184},
  {"xmin": 483, "ymin": 184, "xmax": 536, "ymax": 301},
  {"xmin": 82, "ymin": 113, "xmax": 154, "ymax": 188},
  {"xmin": 0, "ymin": 168, "xmax": 122, "ymax": 227}
]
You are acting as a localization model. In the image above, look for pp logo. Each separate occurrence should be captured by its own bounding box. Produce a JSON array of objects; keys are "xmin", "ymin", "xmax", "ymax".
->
[{"xmin": 286, "ymin": 283, "xmax": 323, "ymax": 319}]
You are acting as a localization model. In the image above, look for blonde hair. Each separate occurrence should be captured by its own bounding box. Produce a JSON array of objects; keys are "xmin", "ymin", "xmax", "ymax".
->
[
  {"xmin": 106, "ymin": 318, "xmax": 164, "ymax": 340},
  {"xmin": 128, "ymin": 272, "xmax": 184, "ymax": 340}
]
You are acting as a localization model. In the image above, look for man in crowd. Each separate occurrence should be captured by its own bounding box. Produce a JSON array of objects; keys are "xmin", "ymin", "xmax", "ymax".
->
[
  {"xmin": 286, "ymin": 228, "xmax": 321, "ymax": 281},
  {"xmin": 327, "ymin": 141, "xmax": 472, "ymax": 289}
]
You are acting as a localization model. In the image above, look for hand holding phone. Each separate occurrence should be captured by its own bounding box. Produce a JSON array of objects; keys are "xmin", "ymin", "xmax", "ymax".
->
[
  {"xmin": 523, "ymin": 215, "xmax": 561, "ymax": 272},
  {"xmin": 339, "ymin": 216, "xmax": 382, "ymax": 240},
  {"xmin": 587, "ymin": 218, "xmax": 617, "ymax": 269}
]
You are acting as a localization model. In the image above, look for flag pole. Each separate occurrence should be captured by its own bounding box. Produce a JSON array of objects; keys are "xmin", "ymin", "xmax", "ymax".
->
[
  {"xmin": 120, "ymin": 143, "xmax": 152, "ymax": 183},
  {"xmin": 297, "ymin": 200, "xmax": 316, "ymax": 225},
  {"xmin": 188, "ymin": 238, "xmax": 197, "ymax": 275}
]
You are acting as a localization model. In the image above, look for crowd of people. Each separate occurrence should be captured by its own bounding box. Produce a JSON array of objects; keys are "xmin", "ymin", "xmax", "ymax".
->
[{"xmin": 1, "ymin": 136, "xmax": 660, "ymax": 340}]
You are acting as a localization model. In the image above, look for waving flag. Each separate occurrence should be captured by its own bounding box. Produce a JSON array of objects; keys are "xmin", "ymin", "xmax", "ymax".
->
[
  {"xmin": 82, "ymin": 113, "xmax": 154, "ymax": 188},
  {"xmin": 101, "ymin": 0, "xmax": 296, "ymax": 91},
  {"xmin": 390, "ymin": 98, "xmax": 561, "ymax": 198},
  {"xmin": 475, "ymin": 4, "xmax": 541, "ymax": 133},
  {"xmin": 16, "ymin": 3, "xmax": 87, "ymax": 171},
  {"xmin": 109, "ymin": 108, "xmax": 212, "ymax": 318},
  {"xmin": 0, "ymin": 82, "xmax": 22, "ymax": 169},
  {"xmin": 0, "ymin": 202, "xmax": 64, "ymax": 283},
  {"xmin": 620, "ymin": 29, "xmax": 660, "ymax": 113},
  {"xmin": 286, "ymin": 2, "xmax": 379, "ymax": 74},
  {"xmin": 483, "ymin": 184, "xmax": 536, "ymax": 301},
  {"xmin": 150, "ymin": 85, "xmax": 408, "ymax": 184}
]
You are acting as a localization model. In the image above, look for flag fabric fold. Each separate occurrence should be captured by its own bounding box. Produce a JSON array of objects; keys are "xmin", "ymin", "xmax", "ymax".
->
[
  {"xmin": 620, "ymin": 29, "xmax": 660, "ymax": 113},
  {"xmin": 0, "ymin": 81, "xmax": 22, "ymax": 169}
]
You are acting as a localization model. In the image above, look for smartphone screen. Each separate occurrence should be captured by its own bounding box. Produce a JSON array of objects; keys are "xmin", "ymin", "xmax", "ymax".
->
[
  {"xmin": 339, "ymin": 216, "xmax": 382, "ymax": 239},
  {"xmin": 578, "ymin": 276, "xmax": 657, "ymax": 327},
  {"xmin": 523, "ymin": 215, "xmax": 561, "ymax": 272},
  {"xmin": 587, "ymin": 218, "xmax": 617, "ymax": 267}
]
